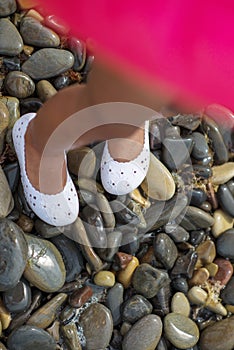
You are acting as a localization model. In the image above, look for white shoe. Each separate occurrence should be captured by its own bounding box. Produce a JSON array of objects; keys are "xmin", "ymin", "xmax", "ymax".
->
[
  {"xmin": 12, "ymin": 113, "xmax": 79, "ymax": 226},
  {"xmin": 100, "ymin": 121, "xmax": 150, "ymax": 195}
]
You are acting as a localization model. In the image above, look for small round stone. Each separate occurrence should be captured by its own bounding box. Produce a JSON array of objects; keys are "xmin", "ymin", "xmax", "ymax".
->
[
  {"xmin": 0, "ymin": 0, "xmax": 16, "ymax": 16},
  {"xmin": 213, "ymin": 258, "xmax": 233, "ymax": 285},
  {"xmin": 0, "ymin": 19, "xmax": 23, "ymax": 56},
  {"xmin": 117, "ymin": 256, "xmax": 139, "ymax": 288},
  {"xmin": 4, "ymin": 71, "xmax": 35, "ymax": 98},
  {"xmin": 153, "ymin": 233, "xmax": 178, "ymax": 269},
  {"xmin": 68, "ymin": 285, "xmax": 93, "ymax": 308},
  {"xmin": 187, "ymin": 286, "xmax": 208, "ymax": 306},
  {"xmin": 122, "ymin": 294, "xmax": 153, "ymax": 324},
  {"xmin": 195, "ymin": 240, "xmax": 216, "ymax": 268},
  {"xmin": 94, "ymin": 271, "xmax": 115, "ymax": 287},
  {"xmin": 171, "ymin": 292, "xmax": 190, "ymax": 317},
  {"xmin": 212, "ymin": 209, "xmax": 233, "ymax": 238},
  {"xmin": 36, "ymin": 80, "xmax": 57, "ymax": 102},
  {"xmin": 221, "ymin": 277, "xmax": 234, "ymax": 305},
  {"xmin": 171, "ymin": 277, "xmax": 189, "ymax": 294},
  {"xmin": 216, "ymin": 229, "xmax": 234, "ymax": 259}
]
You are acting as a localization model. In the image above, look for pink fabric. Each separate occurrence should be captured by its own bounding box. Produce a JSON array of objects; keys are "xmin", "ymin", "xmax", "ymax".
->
[{"xmin": 38, "ymin": 0, "xmax": 234, "ymax": 113}]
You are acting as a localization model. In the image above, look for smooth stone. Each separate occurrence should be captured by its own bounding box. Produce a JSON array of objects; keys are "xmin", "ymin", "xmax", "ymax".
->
[
  {"xmin": 189, "ymin": 267, "xmax": 209, "ymax": 286},
  {"xmin": 213, "ymin": 258, "xmax": 233, "ymax": 285},
  {"xmin": 141, "ymin": 152, "xmax": 175, "ymax": 200},
  {"xmin": 7, "ymin": 325, "xmax": 56, "ymax": 350},
  {"xmin": 170, "ymin": 113, "xmax": 201, "ymax": 130},
  {"xmin": 162, "ymin": 137, "xmax": 194, "ymax": 170},
  {"xmin": 227, "ymin": 179, "xmax": 234, "ymax": 195},
  {"xmin": 132, "ymin": 263, "xmax": 169, "ymax": 298},
  {"xmin": 153, "ymin": 233, "xmax": 178, "ymax": 269},
  {"xmin": 189, "ymin": 229, "xmax": 206, "ymax": 246},
  {"xmin": 82, "ymin": 205, "xmax": 107, "ymax": 248},
  {"xmin": 187, "ymin": 286, "xmax": 208, "ymax": 306},
  {"xmin": 164, "ymin": 125, "xmax": 180, "ymax": 138},
  {"xmin": 0, "ymin": 101, "xmax": 9, "ymax": 132},
  {"xmin": 206, "ymin": 300, "xmax": 227, "ymax": 316},
  {"xmin": 106, "ymin": 283, "xmax": 124, "ymax": 326},
  {"xmin": 94, "ymin": 271, "xmax": 115, "ymax": 287},
  {"xmin": 195, "ymin": 240, "xmax": 216, "ymax": 268},
  {"xmin": 16, "ymin": 214, "xmax": 34, "ymax": 233},
  {"xmin": 53, "ymin": 75, "xmax": 71, "ymax": 90},
  {"xmin": 79, "ymin": 303, "xmax": 113, "ymax": 350},
  {"xmin": 96, "ymin": 192, "xmax": 116, "ymax": 229},
  {"xmin": 0, "ymin": 19, "xmax": 23, "ymax": 55},
  {"xmin": 200, "ymin": 201, "xmax": 212, "ymax": 212},
  {"xmin": 120, "ymin": 322, "xmax": 132, "ymax": 336},
  {"xmin": 36, "ymin": 80, "xmax": 57, "ymax": 102},
  {"xmin": 212, "ymin": 209, "xmax": 233, "ymax": 237},
  {"xmin": 205, "ymin": 262, "xmax": 219, "ymax": 277},
  {"xmin": 217, "ymin": 184, "xmax": 234, "ymax": 217},
  {"xmin": 22, "ymin": 48, "xmax": 74, "ymax": 79},
  {"xmin": 151, "ymin": 282, "xmax": 171, "ymax": 316},
  {"xmin": 20, "ymin": 97, "xmax": 43, "ymax": 115},
  {"xmin": 3, "ymin": 279, "xmax": 31, "ymax": 313},
  {"xmin": 193, "ymin": 164, "xmax": 212, "ymax": 179},
  {"xmin": 0, "ymin": 219, "xmax": 28, "ymax": 291},
  {"xmin": 68, "ymin": 285, "xmax": 93, "ymax": 308},
  {"xmin": 164, "ymin": 313, "xmax": 199, "ymax": 349},
  {"xmin": 67, "ymin": 146, "xmax": 96, "ymax": 178},
  {"xmin": 129, "ymin": 188, "xmax": 151, "ymax": 208},
  {"xmin": 61, "ymin": 323, "xmax": 82, "ymax": 350},
  {"xmin": 50, "ymin": 234, "xmax": 84, "ymax": 283},
  {"xmin": 180, "ymin": 206, "xmax": 215, "ymax": 230},
  {"xmin": 0, "ymin": 96, "xmax": 20, "ymax": 128},
  {"xmin": 110, "ymin": 200, "xmax": 140, "ymax": 225},
  {"xmin": 78, "ymin": 189, "xmax": 96, "ymax": 207},
  {"xmin": 117, "ymin": 256, "xmax": 139, "ymax": 288},
  {"xmin": 120, "ymin": 230, "xmax": 140, "ymax": 256},
  {"xmin": 171, "ymin": 250, "xmax": 198, "ymax": 279},
  {"xmin": 3, "ymin": 162, "xmax": 20, "ymax": 194},
  {"xmin": 211, "ymin": 162, "xmax": 234, "ymax": 185},
  {"xmin": 171, "ymin": 277, "xmax": 189, "ymax": 293},
  {"xmin": 199, "ymin": 316, "xmax": 234, "ymax": 350},
  {"xmin": 114, "ymin": 252, "xmax": 133, "ymax": 270},
  {"xmin": 165, "ymin": 224, "xmax": 190, "ymax": 243},
  {"xmin": 0, "ymin": 0, "xmax": 16, "ymax": 16},
  {"xmin": 67, "ymin": 37, "xmax": 86, "ymax": 71},
  {"xmin": 216, "ymin": 229, "xmax": 234, "ymax": 261},
  {"xmin": 190, "ymin": 188, "xmax": 207, "ymax": 207},
  {"xmin": 122, "ymin": 314, "xmax": 162, "ymax": 350},
  {"xmin": 202, "ymin": 116, "xmax": 228, "ymax": 165},
  {"xmin": 20, "ymin": 17, "xmax": 60, "ymax": 47},
  {"xmin": 171, "ymin": 292, "xmax": 190, "ymax": 317},
  {"xmin": 4, "ymin": 71, "xmax": 35, "ymax": 98},
  {"xmin": 97, "ymin": 230, "xmax": 122, "ymax": 262},
  {"xmin": 34, "ymin": 219, "xmax": 61, "ymax": 238},
  {"xmin": 0, "ymin": 298, "xmax": 11, "ymax": 330},
  {"xmin": 26, "ymin": 293, "xmax": 67, "ymax": 329},
  {"xmin": 191, "ymin": 132, "xmax": 209, "ymax": 160},
  {"xmin": 23, "ymin": 234, "xmax": 66, "ymax": 292},
  {"xmin": 122, "ymin": 294, "xmax": 153, "ymax": 323},
  {"xmin": 221, "ymin": 277, "xmax": 234, "ymax": 305},
  {"xmin": 0, "ymin": 166, "xmax": 14, "ymax": 218}
]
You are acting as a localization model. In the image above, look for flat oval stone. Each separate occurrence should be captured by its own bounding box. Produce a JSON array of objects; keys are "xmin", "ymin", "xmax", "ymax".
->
[
  {"xmin": 0, "ymin": 219, "xmax": 28, "ymax": 291},
  {"xmin": 199, "ymin": 316, "xmax": 234, "ymax": 350},
  {"xmin": 68, "ymin": 285, "xmax": 93, "ymax": 308},
  {"xmin": 94, "ymin": 271, "xmax": 115, "ymax": 287},
  {"xmin": 191, "ymin": 132, "xmax": 209, "ymax": 160},
  {"xmin": 132, "ymin": 263, "xmax": 169, "ymax": 298},
  {"xmin": 211, "ymin": 162, "xmax": 234, "ymax": 185},
  {"xmin": 0, "ymin": 0, "xmax": 16, "ymax": 16},
  {"xmin": 221, "ymin": 277, "xmax": 234, "ymax": 305},
  {"xmin": 117, "ymin": 256, "xmax": 139, "ymax": 288},
  {"xmin": 36, "ymin": 80, "xmax": 57, "ymax": 102},
  {"xmin": 165, "ymin": 224, "xmax": 190, "ymax": 243},
  {"xmin": 79, "ymin": 303, "xmax": 113, "ymax": 350},
  {"xmin": 122, "ymin": 294, "xmax": 153, "ymax": 324},
  {"xmin": 187, "ymin": 286, "xmax": 208, "ymax": 306},
  {"xmin": 217, "ymin": 184, "xmax": 234, "ymax": 217},
  {"xmin": 213, "ymin": 258, "xmax": 233, "ymax": 285},
  {"xmin": 141, "ymin": 152, "xmax": 175, "ymax": 200},
  {"xmin": 212, "ymin": 209, "xmax": 233, "ymax": 237},
  {"xmin": 195, "ymin": 240, "xmax": 216, "ymax": 268},
  {"xmin": 153, "ymin": 233, "xmax": 178, "ymax": 269},
  {"xmin": 193, "ymin": 164, "xmax": 213, "ymax": 179},
  {"xmin": 122, "ymin": 314, "xmax": 162, "ymax": 350},
  {"xmin": 164, "ymin": 313, "xmax": 199, "ymax": 349},
  {"xmin": 3, "ymin": 279, "xmax": 31, "ymax": 313},
  {"xmin": 0, "ymin": 19, "xmax": 23, "ymax": 55},
  {"xmin": 96, "ymin": 192, "xmax": 115, "ymax": 230},
  {"xmin": 216, "ymin": 229, "xmax": 234, "ymax": 259},
  {"xmin": 180, "ymin": 206, "xmax": 215, "ymax": 230},
  {"xmin": 7, "ymin": 325, "xmax": 56, "ymax": 350},
  {"xmin": 4, "ymin": 71, "xmax": 35, "ymax": 98},
  {"xmin": 106, "ymin": 283, "xmax": 124, "ymax": 326},
  {"xmin": 171, "ymin": 292, "xmax": 190, "ymax": 317},
  {"xmin": 82, "ymin": 205, "xmax": 107, "ymax": 248},
  {"xmin": 0, "ymin": 166, "xmax": 14, "ymax": 218},
  {"xmin": 23, "ymin": 234, "xmax": 66, "ymax": 292},
  {"xmin": 22, "ymin": 48, "xmax": 74, "ymax": 79},
  {"xmin": 20, "ymin": 17, "xmax": 60, "ymax": 47}
]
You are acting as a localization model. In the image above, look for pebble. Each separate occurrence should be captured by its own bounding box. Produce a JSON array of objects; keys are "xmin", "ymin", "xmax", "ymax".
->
[
  {"xmin": 180, "ymin": 206, "xmax": 215, "ymax": 230},
  {"xmin": 171, "ymin": 292, "xmax": 190, "ymax": 317},
  {"xmin": 53, "ymin": 75, "xmax": 71, "ymax": 90},
  {"xmin": 170, "ymin": 113, "xmax": 201, "ymax": 130},
  {"xmin": 61, "ymin": 323, "xmax": 82, "ymax": 350},
  {"xmin": 23, "ymin": 234, "xmax": 66, "ymax": 292},
  {"xmin": 189, "ymin": 267, "xmax": 209, "ymax": 286},
  {"xmin": 26, "ymin": 293, "xmax": 67, "ymax": 329},
  {"xmin": 117, "ymin": 256, "xmax": 139, "ymax": 288},
  {"xmin": 132, "ymin": 263, "xmax": 169, "ymax": 298},
  {"xmin": 162, "ymin": 136, "xmax": 194, "ymax": 170},
  {"xmin": 193, "ymin": 164, "xmax": 213, "ymax": 179},
  {"xmin": 7, "ymin": 325, "xmax": 56, "ymax": 350},
  {"xmin": 205, "ymin": 300, "xmax": 227, "ymax": 316},
  {"xmin": 164, "ymin": 313, "xmax": 199, "ymax": 349},
  {"xmin": 191, "ymin": 132, "xmax": 209, "ymax": 160},
  {"xmin": 36, "ymin": 80, "xmax": 57, "ymax": 102},
  {"xmin": 199, "ymin": 316, "xmax": 234, "ymax": 350},
  {"xmin": 164, "ymin": 224, "xmax": 190, "ymax": 243},
  {"xmin": 16, "ymin": 214, "xmax": 34, "ymax": 233},
  {"xmin": 20, "ymin": 97, "xmax": 43, "ymax": 115},
  {"xmin": 0, "ymin": 166, "xmax": 14, "ymax": 218},
  {"xmin": 171, "ymin": 250, "xmax": 198, "ymax": 279},
  {"xmin": 0, "ymin": 0, "xmax": 16, "ymax": 16},
  {"xmin": 153, "ymin": 233, "xmax": 178, "ymax": 269},
  {"xmin": 0, "ymin": 19, "xmax": 23, "ymax": 56},
  {"xmin": 0, "ymin": 96, "xmax": 20, "ymax": 128},
  {"xmin": 22, "ymin": 48, "xmax": 74, "ymax": 79},
  {"xmin": 79, "ymin": 303, "xmax": 113, "ymax": 350},
  {"xmin": 20, "ymin": 16, "xmax": 60, "ymax": 47},
  {"xmin": 190, "ymin": 188, "xmax": 207, "ymax": 207},
  {"xmin": 195, "ymin": 240, "xmax": 216, "ymax": 268},
  {"xmin": 213, "ymin": 258, "xmax": 233, "ymax": 285},
  {"xmin": 211, "ymin": 162, "xmax": 234, "ymax": 185},
  {"xmin": 67, "ymin": 37, "xmax": 86, "ymax": 71},
  {"xmin": 122, "ymin": 294, "xmax": 153, "ymax": 323},
  {"xmin": 212, "ymin": 210, "xmax": 233, "ymax": 238},
  {"xmin": 0, "ymin": 219, "xmax": 28, "ymax": 291},
  {"xmin": 216, "ymin": 226, "xmax": 234, "ymax": 259},
  {"xmin": 82, "ymin": 205, "xmax": 107, "ymax": 248},
  {"xmin": 171, "ymin": 277, "xmax": 189, "ymax": 293},
  {"xmin": 187, "ymin": 286, "xmax": 208, "ymax": 306},
  {"xmin": 122, "ymin": 314, "xmax": 162, "ymax": 350},
  {"xmin": 205, "ymin": 262, "xmax": 219, "ymax": 277},
  {"xmin": 68, "ymin": 285, "xmax": 93, "ymax": 308},
  {"xmin": 115, "ymin": 252, "xmax": 133, "ymax": 270},
  {"xmin": 190, "ymin": 229, "xmax": 206, "ymax": 246},
  {"xmin": 96, "ymin": 192, "xmax": 116, "ymax": 229},
  {"xmin": 94, "ymin": 270, "xmax": 115, "ymax": 287},
  {"xmin": 217, "ymin": 184, "xmax": 234, "ymax": 217},
  {"xmin": 221, "ymin": 277, "xmax": 234, "ymax": 305},
  {"xmin": 4, "ymin": 71, "xmax": 35, "ymax": 98},
  {"xmin": 98, "ymin": 231, "xmax": 122, "ymax": 262},
  {"xmin": 3, "ymin": 279, "xmax": 31, "ymax": 313},
  {"xmin": 110, "ymin": 200, "xmax": 140, "ymax": 225},
  {"xmin": 0, "ymin": 101, "xmax": 9, "ymax": 133},
  {"xmin": 106, "ymin": 283, "xmax": 124, "ymax": 325},
  {"xmin": 67, "ymin": 146, "xmax": 96, "ymax": 178},
  {"xmin": 0, "ymin": 298, "xmax": 11, "ymax": 330},
  {"xmin": 141, "ymin": 152, "xmax": 175, "ymax": 200}
]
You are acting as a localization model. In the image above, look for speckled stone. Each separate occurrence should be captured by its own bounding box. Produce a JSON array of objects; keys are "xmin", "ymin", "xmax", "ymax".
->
[
  {"xmin": 122, "ymin": 294, "xmax": 153, "ymax": 324},
  {"xmin": 0, "ymin": 166, "xmax": 14, "ymax": 218},
  {"xmin": 20, "ymin": 17, "xmax": 60, "ymax": 47},
  {"xmin": 94, "ymin": 271, "xmax": 115, "ymax": 287},
  {"xmin": 211, "ymin": 162, "xmax": 234, "ymax": 185},
  {"xmin": 79, "ymin": 303, "xmax": 113, "ymax": 350},
  {"xmin": 213, "ymin": 258, "xmax": 233, "ymax": 285},
  {"xmin": 164, "ymin": 313, "xmax": 199, "ymax": 349},
  {"xmin": 212, "ymin": 209, "xmax": 233, "ymax": 237},
  {"xmin": 221, "ymin": 277, "xmax": 234, "ymax": 305},
  {"xmin": 4, "ymin": 71, "xmax": 35, "ymax": 98},
  {"xmin": 0, "ymin": 96, "xmax": 20, "ymax": 128},
  {"xmin": 22, "ymin": 48, "xmax": 74, "ymax": 79},
  {"xmin": 0, "ymin": 0, "xmax": 16, "ymax": 16},
  {"xmin": 0, "ymin": 19, "xmax": 23, "ymax": 56},
  {"xmin": 153, "ymin": 233, "xmax": 178, "ymax": 269},
  {"xmin": 106, "ymin": 283, "xmax": 124, "ymax": 326},
  {"xmin": 199, "ymin": 316, "xmax": 234, "ymax": 350},
  {"xmin": 171, "ymin": 292, "xmax": 190, "ymax": 317},
  {"xmin": 36, "ymin": 80, "xmax": 57, "ymax": 102}
]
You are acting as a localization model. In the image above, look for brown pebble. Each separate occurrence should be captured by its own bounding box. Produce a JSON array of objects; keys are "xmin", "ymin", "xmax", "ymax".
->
[
  {"xmin": 68, "ymin": 285, "xmax": 93, "ymax": 308},
  {"xmin": 26, "ymin": 9, "xmax": 43, "ymax": 21},
  {"xmin": 213, "ymin": 258, "xmax": 233, "ymax": 285},
  {"xmin": 140, "ymin": 246, "xmax": 158, "ymax": 266},
  {"xmin": 195, "ymin": 240, "xmax": 216, "ymax": 268},
  {"xmin": 189, "ymin": 267, "xmax": 209, "ymax": 287},
  {"xmin": 205, "ymin": 263, "xmax": 219, "ymax": 277},
  {"xmin": 117, "ymin": 256, "xmax": 139, "ymax": 288},
  {"xmin": 16, "ymin": 214, "xmax": 34, "ymax": 233},
  {"xmin": 115, "ymin": 252, "xmax": 133, "ymax": 270},
  {"xmin": 206, "ymin": 182, "xmax": 218, "ymax": 209},
  {"xmin": 129, "ymin": 188, "xmax": 150, "ymax": 208}
]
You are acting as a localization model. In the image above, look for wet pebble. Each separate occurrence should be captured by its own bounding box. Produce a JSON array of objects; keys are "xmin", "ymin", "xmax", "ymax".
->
[
  {"xmin": 190, "ymin": 188, "xmax": 207, "ymax": 207},
  {"xmin": 171, "ymin": 292, "xmax": 190, "ymax": 317},
  {"xmin": 189, "ymin": 267, "xmax": 209, "ymax": 286},
  {"xmin": 16, "ymin": 214, "xmax": 34, "ymax": 233},
  {"xmin": 0, "ymin": 19, "xmax": 23, "ymax": 56},
  {"xmin": 191, "ymin": 131, "xmax": 209, "ymax": 160},
  {"xmin": 216, "ymin": 228, "xmax": 234, "ymax": 259},
  {"xmin": 7, "ymin": 325, "xmax": 56, "ymax": 350},
  {"xmin": 153, "ymin": 233, "xmax": 178, "ymax": 269},
  {"xmin": 217, "ymin": 184, "xmax": 234, "ymax": 217},
  {"xmin": 213, "ymin": 258, "xmax": 233, "ymax": 285},
  {"xmin": 4, "ymin": 71, "xmax": 35, "ymax": 99},
  {"xmin": 195, "ymin": 240, "xmax": 216, "ymax": 268},
  {"xmin": 162, "ymin": 137, "xmax": 194, "ymax": 170},
  {"xmin": 171, "ymin": 277, "xmax": 189, "ymax": 293},
  {"xmin": 212, "ymin": 209, "xmax": 233, "ymax": 237},
  {"xmin": 67, "ymin": 146, "xmax": 96, "ymax": 178},
  {"xmin": 68, "ymin": 285, "xmax": 93, "ymax": 308},
  {"xmin": 122, "ymin": 294, "xmax": 153, "ymax": 324},
  {"xmin": 94, "ymin": 270, "xmax": 115, "ymax": 287},
  {"xmin": 165, "ymin": 224, "xmax": 190, "ymax": 243},
  {"xmin": 3, "ymin": 279, "xmax": 31, "ymax": 313},
  {"xmin": 0, "ymin": 96, "xmax": 20, "ymax": 128},
  {"xmin": 211, "ymin": 162, "xmax": 234, "ymax": 185},
  {"xmin": 22, "ymin": 48, "xmax": 74, "ymax": 79},
  {"xmin": 221, "ymin": 276, "xmax": 234, "ymax": 305},
  {"xmin": 82, "ymin": 205, "xmax": 107, "ymax": 248},
  {"xmin": 0, "ymin": 166, "xmax": 14, "ymax": 218},
  {"xmin": 79, "ymin": 303, "xmax": 113, "ymax": 350},
  {"xmin": 171, "ymin": 250, "xmax": 198, "ymax": 279},
  {"xmin": 0, "ymin": 0, "xmax": 16, "ymax": 16},
  {"xmin": 180, "ymin": 206, "xmax": 214, "ymax": 230},
  {"xmin": 117, "ymin": 256, "xmax": 139, "ymax": 288},
  {"xmin": 106, "ymin": 282, "xmax": 124, "ymax": 325},
  {"xmin": 164, "ymin": 313, "xmax": 199, "ymax": 349},
  {"xmin": 67, "ymin": 37, "xmax": 86, "ymax": 71},
  {"xmin": 122, "ymin": 314, "xmax": 162, "ymax": 350},
  {"xmin": 36, "ymin": 80, "xmax": 57, "ymax": 102},
  {"xmin": 61, "ymin": 322, "xmax": 82, "ymax": 350}
]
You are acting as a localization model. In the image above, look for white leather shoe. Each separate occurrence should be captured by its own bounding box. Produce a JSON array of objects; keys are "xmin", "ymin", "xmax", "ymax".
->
[
  {"xmin": 12, "ymin": 113, "xmax": 79, "ymax": 226},
  {"xmin": 100, "ymin": 121, "xmax": 150, "ymax": 195}
]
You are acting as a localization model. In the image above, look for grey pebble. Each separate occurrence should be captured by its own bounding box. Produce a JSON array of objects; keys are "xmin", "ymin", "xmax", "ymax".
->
[
  {"xmin": 3, "ymin": 278, "xmax": 31, "ymax": 313},
  {"xmin": 216, "ymin": 229, "xmax": 234, "ymax": 259},
  {"xmin": 191, "ymin": 132, "xmax": 209, "ymax": 160},
  {"xmin": 165, "ymin": 224, "xmax": 190, "ymax": 243},
  {"xmin": 221, "ymin": 276, "xmax": 234, "ymax": 305},
  {"xmin": 106, "ymin": 282, "xmax": 124, "ymax": 325},
  {"xmin": 0, "ymin": 0, "xmax": 16, "ymax": 17},
  {"xmin": 162, "ymin": 137, "xmax": 194, "ymax": 170},
  {"xmin": 0, "ymin": 19, "xmax": 23, "ymax": 56},
  {"xmin": 217, "ymin": 184, "xmax": 234, "ymax": 217},
  {"xmin": 154, "ymin": 233, "xmax": 178, "ymax": 269},
  {"xmin": 122, "ymin": 294, "xmax": 153, "ymax": 324}
]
